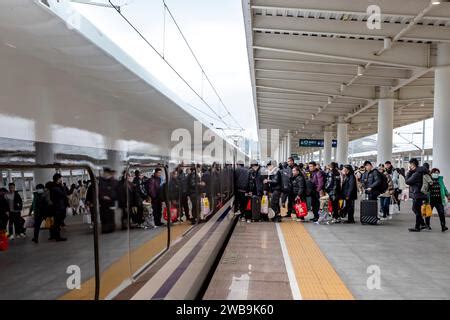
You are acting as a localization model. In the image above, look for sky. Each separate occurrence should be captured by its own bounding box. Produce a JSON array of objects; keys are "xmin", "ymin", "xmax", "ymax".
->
[{"xmin": 71, "ymin": 0, "xmax": 258, "ymax": 140}]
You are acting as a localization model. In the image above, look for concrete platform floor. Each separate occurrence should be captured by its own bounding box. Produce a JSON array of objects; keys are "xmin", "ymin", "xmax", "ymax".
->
[{"xmin": 204, "ymin": 199, "xmax": 450, "ymax": 300}]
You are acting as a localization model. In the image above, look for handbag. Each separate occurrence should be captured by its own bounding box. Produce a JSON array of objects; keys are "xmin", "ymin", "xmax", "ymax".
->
[
  {"xmin": 83, "ymin": 213, "xmax": 92, "ymax": 224},
  {"xmin": 44, "ymin": 217, "xmax": 54, "ymax": 229},
  {"xmin": 24, "ymin": 216, "xmax": 35, "ymax": 228},
  {"xmin": 200, "ymin": 197, "xmax": 210, "ymax": 219},
  {"xmin": 0, "ymin": 231, "xmax": 8, "ymax": 251},
  {"xmin": 245, "ymin": 198, "xmax": 251, "ymax": 211},
  {"xmin": 421, "ymin": 203, "xmax": 432, "ymax": 218},
  {"xmin": 389, "ymin": 197, "xmax": 399, "ymax": 215},
  {"xmin": 294, "ymin": 199, "xmax": 308, "ymax": 218},
  {"xmin": 163, "ymin": 206, "xmax": 178, "ymax": 223},
  {"xmin": 261, "ymin": 195, "xmax": 269, "ymax": 214},
  {"xmin": 268, "ymin": 208, "xmax": 276, "ymax": 219}
]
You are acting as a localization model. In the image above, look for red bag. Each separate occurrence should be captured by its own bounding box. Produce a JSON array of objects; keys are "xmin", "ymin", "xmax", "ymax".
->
[
  {"xmin": 0, "ymin": 231, "xmax": 8, "ymax": 251},
  {"xmin": 163, "ymin": 206, "xmax": 178, "ymax": 223},
  {"xmin": 245, "ymin": 199, "xmax": 251, "ymax": 211},
  {"xmin": 294, "ymin": 200, "xmax": 308, "ymax": 218},
  {"xmin": 328, "ymin": 200, "xmax": 333, "ymax": 214}
]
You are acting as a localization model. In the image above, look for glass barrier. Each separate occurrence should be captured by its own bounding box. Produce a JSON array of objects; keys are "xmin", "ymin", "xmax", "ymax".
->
[{"xmin": 0, "ymin": 164, "xmax": 99, "ymax": 300}]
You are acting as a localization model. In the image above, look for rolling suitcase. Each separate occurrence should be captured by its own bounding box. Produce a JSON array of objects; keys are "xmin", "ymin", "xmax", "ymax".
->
[
  {"xmin": 251, "ymin": 195, "xmax": 261, "ymax": 221},
  {"xmin": 360, "ymin": 195, "xmax": 378, "ymax": 225}
]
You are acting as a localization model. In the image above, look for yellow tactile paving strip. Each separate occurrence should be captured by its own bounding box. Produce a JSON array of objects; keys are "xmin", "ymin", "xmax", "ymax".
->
[
  {"xmin": 280, "ymin": 221, "xmax": 354, "ymax": 300},
  {"xmin": 59, "ymin": 223, "xmax": 190, "ymax": 300}
]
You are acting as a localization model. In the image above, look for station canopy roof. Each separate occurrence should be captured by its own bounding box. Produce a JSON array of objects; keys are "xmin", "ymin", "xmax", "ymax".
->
[{"xmin": 242, "ymin": 0, "xmax": 450, "ymax": 146}]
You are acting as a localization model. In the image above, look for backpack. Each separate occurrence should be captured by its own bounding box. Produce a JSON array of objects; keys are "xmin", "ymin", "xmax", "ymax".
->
[{"xmin": 421, "ymin": 174, "xmax": 433, "ymax": 195}]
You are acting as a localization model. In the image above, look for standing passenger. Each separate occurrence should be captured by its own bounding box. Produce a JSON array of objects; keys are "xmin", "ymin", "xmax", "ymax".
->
[
  {"xmin": 6, "ymin": 183, "xmax": 24, "ymax": 239},
  {"xmin": 147, "ymin": 168, "xmax": 163, "ymax": 226},
  {"xmin": 427, "ymin": 168, "xmax": 449, "ymax": 232},
  {"xmin": 49, "ymin": 174, "xmax": 68, "ymax": 241},
  {"xmin": 405, "ymin": 158, "xmax": 429, "ymax": 232},
  {"xmin": 341, "ymin": 165, "xmax": 357, "ymax": 224},
  {"xmin": 307, "ymin": 161, "xmax": 325, "ymax": 222}
]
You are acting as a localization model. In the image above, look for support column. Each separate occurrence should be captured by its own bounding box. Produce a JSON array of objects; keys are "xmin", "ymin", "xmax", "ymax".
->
[
  {"xmin": 286, "ymin": 132, "xmax": 292, "ymax": 159},
  {"xmin": 319, "ymin": 149, "xmax": 323, "ymax": 167},
  {"xmin": 377, "ymin": 87, "xmax": 395, "ymax": 164},
  {"xmin": 336, "ymin": 117, "xmax": 349, "ymax": 165},
  {"xmin": 433, "ymin": 43, "xmax": 450, "ymax": 180},
  {"xmin": 323, "ymin": 128, "xmax": 333, "ymax": 166}
]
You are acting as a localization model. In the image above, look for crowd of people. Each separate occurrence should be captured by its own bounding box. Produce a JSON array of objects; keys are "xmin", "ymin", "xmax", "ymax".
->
[
  {"xmin": 1, "ymin": 157, "xmax": 449, "ymax": 248},
  {"xmin": 0, "ymin": 163, "xmax": 234, "ymax": 246},
  {"xmin": 233, "ymin": 157, "xmax": 449, "ymax": 232}
]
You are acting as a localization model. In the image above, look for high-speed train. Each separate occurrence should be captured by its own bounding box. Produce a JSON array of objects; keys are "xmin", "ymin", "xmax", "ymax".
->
[{"xmin": 0, "ymin": 0, "xmax": 246, "ymax": 300}]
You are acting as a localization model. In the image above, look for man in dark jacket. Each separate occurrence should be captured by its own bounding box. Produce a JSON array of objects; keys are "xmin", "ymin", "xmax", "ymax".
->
[
  {"xmin": 234, "ymin": 161, "xmax": 249, "ymax": 215},
  {"xmin": 341, "ymin": 165, "xmax": 358, "ymax": 224},
  {"xmin": 98, "ymin": 168, "xmax": 118, "ymax": 233},
  {"xmin": 49, "ymin": 174, "xmax": 68, "ymax": 241},
  {"xmin": 405, "ymin": 158, "xmax": 428, "ymax": 232},
  {"xmin": 308, "ymin": 161, "xmax": 324, "ymax": 222},
  {"xmin": 246, "ymin": 160, "xmax": 263, "ymax": 222},
  {"xmin": 177, "ymin": 167, "xmax": 191, "ymax": 220},
  {"xmin": 29, "ymin": 184, "xmax": 51, "ymax": 243},
  {"xmin": 187, "ymin": 166, "xmax": 200, "ymax": 224},
  {"xmin": 264, "ymin": 160, "xmax": 282, "ymax": 222},
  {"xmin": 281, "ymin": 157, "xmax": 295, "ymax": 216},
  {"xmin": 362, "ymin": 161, "xmax": 382, "ymax": 200},
  {"xmin": 147, "ymin": 168, "xmax": 163, "ymax": 226},
  {"xmin": 5, "ymin": 183, "xmax": 24, "ymax": 239}
]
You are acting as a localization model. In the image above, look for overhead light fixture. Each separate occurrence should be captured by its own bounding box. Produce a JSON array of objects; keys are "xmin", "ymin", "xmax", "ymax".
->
[
  {"xmin": 318, "ymin": 106, "xmax": 323, "ymax": 112},
  {"xmin": 340, "ymin": 84, "xmax": 346, "ymax": 92},
  {"xmin": 4, "ymin": 42, "xmax": 16, "ymax": 49},
  {"xmin": 357, "ymin": 65, "xmax": 365, "ymax": 76},
  {"xmin": 421, "ymin": 101, "xmax": 425, "ymax": 107},
  {"xmin": 432, "ymin": 1, "xmax": 441, "ymax": 5},
  {"xmin": 311, "ymin": 114, "xmax": 315, "ymax": 120},
  {"xmin": 327, "ymin": 96, "xmax": 332, "ymax": 104}
]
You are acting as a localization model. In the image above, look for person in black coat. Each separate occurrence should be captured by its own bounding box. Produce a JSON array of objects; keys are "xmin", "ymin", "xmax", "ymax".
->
[
  {"xmin": 234, "ymin": 161, "xmax": 249, "ymax": 215},
  {"xmin": 98, "ymin": 168, "xmax": 118, "ymax": 233},
  {"xmin": 405, "ymin": 158, "xmax": 429, "ymax": 232},
  {"xmin": 49, "ymin": 174, "xmax": 68, "ymax": 241},
  {"xmin": 176, "ymin": 167, "xmax": 190, "ymax": 220},
  {"xmin": 361, "ymin": 161, "xmax": 382, "ymax": 200},
  {"xmin": 187, "ymin": 166, "xmax": 200, "ymax": 224},
  {"xmin": 263, "ymin": 160, "xmax": 282, "ymax": 222},
  {"xmin": 341, "ymin": 165, "xmax": 358, "ymax": 224}
]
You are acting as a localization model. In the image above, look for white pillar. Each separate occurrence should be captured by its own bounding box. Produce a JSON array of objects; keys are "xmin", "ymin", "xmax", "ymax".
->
[
  {"xmin": 433, "ymin": 43, "xmax": 450, "ymax": 180},
  {"xmin": 287, "ymin": 132, "xmax": 292, "ymax": 159},
  {"xmin": 336, "ymin": 117, "xmax": 349, "ymax": 164},
  {"xmin": 377, "ymin": 87, "xmax": 394, "ymax": 164},
  {"xmin": 323, "ymin": 129, "xmax": 332, "ymax": 166},
  {"xmin": 319, "ymin": 149, "xmax": 323, "ymax": 166}
]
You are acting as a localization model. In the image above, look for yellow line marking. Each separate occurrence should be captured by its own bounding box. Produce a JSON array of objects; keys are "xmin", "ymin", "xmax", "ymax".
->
[
  {"xmin": 59, "ymin": 223, "xmax": 190, "ymax": 300},
  {"xmin": 280, "ymin": 221, "xmax": 354, "ymax": 300}
]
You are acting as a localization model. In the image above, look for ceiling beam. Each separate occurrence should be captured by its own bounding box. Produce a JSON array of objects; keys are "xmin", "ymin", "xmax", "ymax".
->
[
  {"xmin": 253, "ymin": 15, "xmax": 450, "ymax": 43},
  {"xmin": 253, "ymin": 33, "xmax": 430, "ymax": 68}
]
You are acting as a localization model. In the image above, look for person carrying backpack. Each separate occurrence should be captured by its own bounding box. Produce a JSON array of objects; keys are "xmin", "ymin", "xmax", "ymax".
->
[
  {"xmin": 405, "ymin": 158, "xmax": 429, "ymax": 232},
  {"xmin": 29, "ymin": 184, "xmax": 51, "ymax": 244}
]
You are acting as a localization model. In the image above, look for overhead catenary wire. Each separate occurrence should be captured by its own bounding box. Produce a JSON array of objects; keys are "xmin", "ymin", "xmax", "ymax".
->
[
  {"xmin": 107, "ymin": 0, "xmax": 234, "ymax": 131},
  {"xmin": 162, "ymin": 0, "xmax": 244, "ymax": 131}
]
